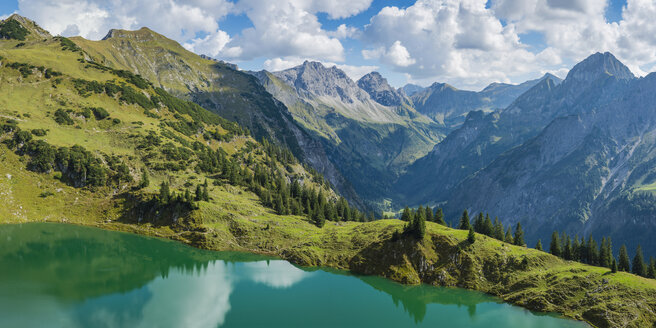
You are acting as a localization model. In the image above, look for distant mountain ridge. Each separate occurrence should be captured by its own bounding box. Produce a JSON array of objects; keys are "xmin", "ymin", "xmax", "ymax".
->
[{"xmin": 410, "ymin": 73, "xmax": 562, "ymax": 129}]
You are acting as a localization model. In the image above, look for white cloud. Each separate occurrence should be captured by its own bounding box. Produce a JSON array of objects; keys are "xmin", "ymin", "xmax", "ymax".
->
[
  {"xmin": 362, "ymin": 0, "xmax": 537, "ymax": 89},
  {"xmin": 17, "ymin": 0, "xmax": 233, "ymax": 42},
  {"xmin": 223, "ymin": 0, "xmax": 362, "ymax": 62},
  {"xmin": 327, "ymin": 24, "xmax": 361, "ymax": 39},
  {"xmin": 360, "ymin": 0, "xmax": 656, "ymax": 89}
]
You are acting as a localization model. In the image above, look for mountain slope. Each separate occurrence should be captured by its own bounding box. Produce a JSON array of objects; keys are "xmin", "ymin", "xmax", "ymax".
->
[
  {"xmin": 252, "ymin": 62, "xmax": 444, "ymax": 205},
  {"xmin": 69, "ymin": 26, "xmax": 364, "ymax": 208},
  {"xmin": 0, "ymin": 16, "xmax": 360, "ymax": 236}
]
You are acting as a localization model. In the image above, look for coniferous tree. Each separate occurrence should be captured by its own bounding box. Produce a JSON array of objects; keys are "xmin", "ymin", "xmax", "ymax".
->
[
  {"xmin": 483, "ymin": 214, "xmax": 493, "ymax": 237},
  {"xmin": 195, "ymin": 185, "xmax": 203, "ymax": 201},
  {"xmin": 467, "ymin": 226, "xmax": 476, "ymax": 244},
  {"xmin": 587, "ymin": 236, "xmax": 599, "ymax": 266},
  {"xmin": 535, "ymin": 239, "xmax": 543, "ymax": 251},
  {"xmin": 139, "ymin": 168, "xmax": 149, "ymax": 189},
  {"xmin": 401, "ymin": 206, "xmax": 412, "ymax": 222},
  {"xmin": 611, "ymin": 258, "xmax": 618, "ymax": 273},
  {"xmin": 513, "ymin": 222, "xmax": 525, "ymax": 246},
  {"xmin": 550, "ymin": 232, "xmax": 561, "ymax": 257},
  {"xmin": 563, "ymin": 236, "xmax": 572, "ymax": 260},
  {"xmin": 184, "ymin": 189, "xmax": 192, "ymax": 203},
  {"xmin": 425, "ymin": 206, "xmax": 434, "ymax": 223},
  {"xmin": 474, "ymin": 213, "xmax": 484, "ymax": 233},
  {"xmin": 647, "ymin": 258, "xmax": 656, "ymax": 279},
  {"xmin": 579, "ymin": 236, "xmax": 587, "ymax": 263},
  {"xmin": 159, "ymin": 181, "xmax": 170, "ymax": 205},
  {"xmin": 459, "ymin": 210, "xmax": 471, "ymax": 230},
  {"xmin": 504, "ymin": 227, "xmax": 514, "ymax": 244},
  {"xmin": 572, "ymin": 236, "xmax": 581, "ymax": 262},
  {"xmin": 492, "ymin": 217, "xmax": 504, "ymax": 241},
  {"xmin": 618, "ymin": 245, "xmax": 631, "ymax": 272},
  {"xmin": 605, "ymin": 237, "xmax": 614, "ymax": 269},
  {"xmin": 633, "ymin": 245, "xmax": 646, "ymax": 277},
  {"xmin": 202, "ymin": 182, "xmax": 209, "ymax": 201},
  {"xmin": 435, "ymin": 208, "xmax": 446, "ymax": 225},
  {"xmin": 416, "ymin": 210, "xmax": 426, "ymax": 239}
]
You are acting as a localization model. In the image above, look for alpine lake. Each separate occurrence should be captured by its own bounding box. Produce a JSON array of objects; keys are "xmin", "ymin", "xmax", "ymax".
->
[{"xmin": 0, "ymin": 223, "xmax": 589, "ymax": 327}]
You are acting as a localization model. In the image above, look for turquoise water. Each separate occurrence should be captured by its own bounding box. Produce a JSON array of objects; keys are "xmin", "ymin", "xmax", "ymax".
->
[{"xmin": 0, "ymin": 223, "xmax": 588, "ymax": 327}]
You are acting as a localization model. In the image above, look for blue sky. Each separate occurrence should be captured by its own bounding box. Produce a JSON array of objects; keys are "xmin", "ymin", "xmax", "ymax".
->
[{"xmin": 3, "ymin": 0, "xmax": 650, "ymax": 90}]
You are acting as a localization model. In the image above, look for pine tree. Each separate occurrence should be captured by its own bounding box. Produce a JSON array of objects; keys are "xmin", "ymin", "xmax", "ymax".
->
[
  {"xmin": 401, "ymin": 206, "xmax": 412, "ymax": 222},
  {"xmin": 435, "ymin": 208, "xmax": 446, "ymax": 225},
  {"xmin": 647, "ymin": 259, "xmax": 656, "ymax": 279},
  {"xmin": 195, "ymin": 185, "xmax": 203, "ymax": 201},
  {"xmin": 139, "ymin": 168, "xmax": 149, "ymax": 189},
  {"xmin": 563, "ymin": 236, "xmax": 572, "ymax": 260},
  {"xmin": 504, "ymin": 227, "xmax": 514, "ymax": 244},
  {"xmin": 483, "ymin": 214, "xmax": 493, "ymax": 236},
  {"xmin": 587, "ymin": 236, "xmax": 599, "ymax": 266},
  {"xmin": 550, "ymin": 232, "xmax": 561, "ymax": 257},
  {"xmin": 417, "ymin": 210, "xmax": 426, "ymax": 239},
  {"xmin": 202, "ymin": 183, "xmax": 209, "ymax": 201},
  {"xmin": 184, "ymin": 189, "xmax": 192, "ymax": 203},
  {"xmin": 425, "ymin": 206, "xmax": 434, "ymax": 223},
  {"xmin": 313, "ymin": 206, "xmax": 326, "ymax": 228},
  {"xmin": 633, "ymin": 245, "xmax": 646, "ymax": 277},
  {"xmin": 459, "ymin": 209, "xmax": 471, "ymax": 230},
  {"xmin": 159, "ymin": 181, "xmax": 170, "ymax": 205},
  {"xmin": 492, "ymin": 217, "xmax": 504, "ymax": 241},
  {"xmin": 474, "ymin": 212, "xmax": 484, "ymax": 233},
  {"xmin": 618, "ymin": 245, "xmax": 631, "ymax": 272},
  {"xmin": 513, "ymin": 222, "xmax": 525, "ymax": 246},
  {"xmin": 535, "ymin": 239, "xmax": 543, "ymax": 251},
  {"xmin": 611, "ymin": 258, "xmax": 618, "ymax": 273},
  {"xmin": 467, "ymin": 226, "xmax": 476, "ymax": 244}
]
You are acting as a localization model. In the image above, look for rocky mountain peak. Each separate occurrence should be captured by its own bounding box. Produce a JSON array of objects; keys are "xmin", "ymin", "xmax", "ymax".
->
[
  {"xmin": 273, "ymin": 61, "xmax": 370, "ymax": 103},
  {"xmin": 357, "ymin": 72, "xmax": 406, "ymax": 107},
  {"xmin": 565, "ymin": 52, "xmax": 634, "ymax": 83}
]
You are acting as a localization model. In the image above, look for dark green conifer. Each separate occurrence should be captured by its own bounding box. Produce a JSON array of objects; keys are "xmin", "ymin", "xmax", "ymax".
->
[
  {"xmin": 513, "ymin": 222, "xmax": 525, "ymax": 246},
  {"xmin": 550, "ymin": 232, "xmax": 561, "ymax": 257},
  {"xmin": 535, "ymin": 239, "xmax": 543, "ymax": 251},
  {"xmin": 633, "ymin": 245, "xmax": 646, "ymax": 277},
  {"xmin": 504, "ymin": 227, "xmax": 514, "ymax": 244},
  {"xmin": 467, "ymin": 226, "xmax": 476, "ymax": 244},
  {"xmin": 401, "ymin": 206, "xmax": 412, "ymax": 222},
  {"xmin": 435, "ymin": 208, "xmax": 446, "ymax": 225},
  {"xmin": 483, "ymin": 214, "xmax": 493, "ymax": 236},
  {"xmin": 474, "ymin": 212, "xmax": 484, "ymax": 233},
  {"xmin": 459, "ymin": 209, "xmax": 471, "ymax": 230},
  {"xmin": 618, "ymin": 245, "xmax": 631, "ymax": 272}
]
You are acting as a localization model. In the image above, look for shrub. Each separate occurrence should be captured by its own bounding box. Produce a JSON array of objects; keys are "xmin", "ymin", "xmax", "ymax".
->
[
  {"xmin": 31, "ymin": 129, "xmax": 47, "ymax": 136},
  {"xmin": 90, "ymin": 107, "xmax": 110, "ymax": 120},
  {"xmin": 54, "ymin": 109, "xmax": 74, "ymax": 125}
]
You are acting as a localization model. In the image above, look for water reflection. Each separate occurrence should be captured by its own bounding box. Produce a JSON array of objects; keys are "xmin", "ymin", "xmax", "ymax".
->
[{"xmin": 0, "ymin": 224, "xmax": 587, "ymax": 328}]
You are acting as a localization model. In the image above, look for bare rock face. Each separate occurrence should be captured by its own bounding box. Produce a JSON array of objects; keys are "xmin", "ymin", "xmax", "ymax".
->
[
  {"xmin": 274, "ymin": 61, "xmax": 371, "ymax": 104},
  {"xmin": 357, "ymin": 72, "xmax": 408, "ymax": 107}
]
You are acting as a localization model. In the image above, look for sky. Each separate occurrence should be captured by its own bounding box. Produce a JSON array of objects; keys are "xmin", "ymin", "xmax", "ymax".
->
[{"xmin": 3, "ymin": 0, "xmax": 656, "ymax": 91}]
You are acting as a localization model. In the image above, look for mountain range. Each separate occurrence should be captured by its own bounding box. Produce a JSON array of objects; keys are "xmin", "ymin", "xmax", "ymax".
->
[{"xmin": 2, "ymin": 14, "xmax": 655, "ymax": 256}]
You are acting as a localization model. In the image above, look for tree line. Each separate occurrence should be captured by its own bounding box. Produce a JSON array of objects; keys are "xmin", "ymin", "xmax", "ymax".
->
[{"xmin": 547, "ymin": 231, "xmax": 656, "ymax": 279}]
